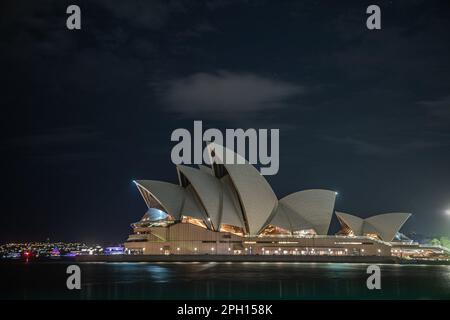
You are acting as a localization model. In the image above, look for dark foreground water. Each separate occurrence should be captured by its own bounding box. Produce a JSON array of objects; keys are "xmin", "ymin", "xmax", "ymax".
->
[{"xmin": 1, "ymin": 261, "xmax": 449, "ymax": 299}]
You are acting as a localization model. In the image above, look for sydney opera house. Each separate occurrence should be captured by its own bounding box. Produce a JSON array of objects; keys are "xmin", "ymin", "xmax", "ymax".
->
[{"xmin": 124, "ymin": 144, "xmax": 445, "ymax": 259}]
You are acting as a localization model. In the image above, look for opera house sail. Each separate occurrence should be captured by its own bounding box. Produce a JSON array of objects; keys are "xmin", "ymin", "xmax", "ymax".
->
[
  {"xmin": 336, "ymin": 212, "xmax": 411, "ymax": 242},
  {"xmin": 124, "ymin": 143, "xmax": 442, "ymax": 259}
]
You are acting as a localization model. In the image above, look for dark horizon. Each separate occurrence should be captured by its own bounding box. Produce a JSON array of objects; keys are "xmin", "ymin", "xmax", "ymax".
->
[{"xmin": 1, "ymin": 0, "xmax": 450, "ymax": 244}]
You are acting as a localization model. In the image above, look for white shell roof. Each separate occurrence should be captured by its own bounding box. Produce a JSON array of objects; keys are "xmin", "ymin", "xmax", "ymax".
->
[
  {"xmin": 335, "ymin": 211, "xmax": 364, "ymax": 235},
  {"xmin": 336, "ymin": 211, "xmax": 411, "ymax": 241},
  {"xmin": 267, "ymin": 204, "xmax": 292, "ymax": 231},
  {"xmin": 180, "ymin": 185, "xmax": 208, "ymax": 221},
  {"xmin": 279, "ymin": 189, "xmax": 337, "ymax": 235},
  {"xmin": 220, "ymin": 175, "xmax": 245, "ymax": 229},
  {"xmin": 364, "ymin": 212, "xmax": 411, "ymax": 242},
  {"xmin": 134, "ymin": 180, "xmax": 185, "ymax": 218},
  {"xmin": 208, "ymin": 143, "xmax": 278, "ymax": 235},
  {"xmin": 176, "ymin": 165, "xmax": 223, "ymax": 230},
  {"xmin": 198, "ymin": 164, "xmax": 214, "ymax": 176}
]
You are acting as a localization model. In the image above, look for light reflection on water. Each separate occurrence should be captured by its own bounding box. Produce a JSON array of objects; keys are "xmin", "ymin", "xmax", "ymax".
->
[
  {"xmin": 145, "ymin": 265, "xmax": 171, "ymax": 283},
  {"xmin": 1, "ymin": 261, "xmax": 449, "ymax": 300},
  {"xmin": 82, "ymin": 262, "xmax": 450, "ymax": 300}
]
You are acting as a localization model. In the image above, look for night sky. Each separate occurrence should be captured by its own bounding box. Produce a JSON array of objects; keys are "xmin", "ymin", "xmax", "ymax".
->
[{"xmin": 1, "ymin": 0, "xmax": 449, "ymax": 244}]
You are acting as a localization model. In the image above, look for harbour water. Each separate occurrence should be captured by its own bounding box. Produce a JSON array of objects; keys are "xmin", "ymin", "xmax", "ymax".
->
[{"xmin": 1, "ymin": 261, "xmax": 449, "ymax": 300}]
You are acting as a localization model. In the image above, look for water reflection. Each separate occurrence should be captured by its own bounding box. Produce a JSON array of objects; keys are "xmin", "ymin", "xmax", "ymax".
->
[
  {"xmin": 1, "ymin": 261, "xmax": 449, "ymax": 299},
  {"xmin": 145, "ymin": 265, "xmax": 171, "ymax": 283},
  {"xmin": 91, "ymin": 261, "xmax": 446, "ymax": 299}
]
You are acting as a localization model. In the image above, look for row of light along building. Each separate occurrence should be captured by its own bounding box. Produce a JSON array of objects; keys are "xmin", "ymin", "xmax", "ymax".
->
[{"xmin": 124, "ymin": 143, "xmax": 448, "ymax": 260}]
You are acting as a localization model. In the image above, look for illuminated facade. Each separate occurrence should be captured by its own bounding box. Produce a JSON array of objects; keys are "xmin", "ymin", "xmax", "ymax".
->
[{"xmin": 124, "ymin": 143, "xmax": 437, "ymax": 258}]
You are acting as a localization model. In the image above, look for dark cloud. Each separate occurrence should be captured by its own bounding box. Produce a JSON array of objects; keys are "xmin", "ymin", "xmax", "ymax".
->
[
  {"xmin": 419, "ymin": 95, "xmax": 450, "ymax": 119},
  {"xmin": 176, "ymin": 22, "xmax": 218, "ymax": 38},
  {"xmin": 160, "ymin": 71, "xmax": 305, "ymax": 118}
]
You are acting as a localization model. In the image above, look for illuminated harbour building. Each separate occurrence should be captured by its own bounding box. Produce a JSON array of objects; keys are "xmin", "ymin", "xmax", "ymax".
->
[{"xmin": 125, "ymin": 144, "xmax": 448, "ymax": 260}]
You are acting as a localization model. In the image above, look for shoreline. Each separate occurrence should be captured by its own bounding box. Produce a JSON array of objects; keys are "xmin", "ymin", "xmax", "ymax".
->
[
  {"xmin": 72, "ymin": 254, "xmax": 450, "ymax": 265},
  {"xmin": 76, "ymin": 254, "xmax": 398, "ymax": 263},
  {"xmin": 2, "ymin": 255, "xmax": 449, "ymax": 265}
]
